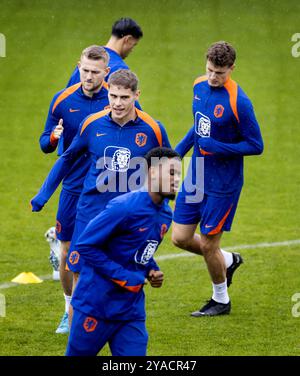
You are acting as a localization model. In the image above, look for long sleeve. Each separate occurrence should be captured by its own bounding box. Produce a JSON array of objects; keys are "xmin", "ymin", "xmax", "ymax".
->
[
  {"xmin": 198, "ymin": 100, "xmax": 264, "ymax": 157},
  {"xmin": 39, "ymin": 95, "xmax": 61, "ymax": 153},
  {"xmin": 31, "ymin": 124, "xmax": 88, "ymax": 211},
  {"xmin": 146, "ymin": 258, "xmax": 160, "ymax": 274},
  {"xmin": 76, "ymin": 203, "xmax": 145, "ymax": 292},
  {"xmin": 175, "ymin": 126, "xmax": 194, "ymax": 157}
]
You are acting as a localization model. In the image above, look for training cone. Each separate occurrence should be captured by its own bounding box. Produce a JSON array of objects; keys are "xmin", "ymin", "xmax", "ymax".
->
[{"xmin": 11, "ymin": 272, "xmax": 43, "ymax": 284}]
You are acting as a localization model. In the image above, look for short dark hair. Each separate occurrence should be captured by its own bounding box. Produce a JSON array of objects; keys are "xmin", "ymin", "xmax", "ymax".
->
[
  {"xmin": 144, "ymin": 147, "xmax": 181, "ymax": 169},
  {"xmin": 206, "ymin": 41, "xmax": 236, "ymax": 67},
  {"xmin": 81, "ymin": 45, "xmax": 109, "ymax": 64},
  {"xmin": 108, "ymin": 69, "xmax": 139, "ymax": 92},
  {"xmin": 111, "ymin": 18, "xmax": 143, "ymax": 39}
]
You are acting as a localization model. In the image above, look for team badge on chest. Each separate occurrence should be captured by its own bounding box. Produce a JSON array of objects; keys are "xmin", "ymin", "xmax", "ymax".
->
[
  {"xmin": 135, "ymin": 133, "xmax": 148, "ymax": 147},
  {"xmin": 214, "ymin": 104, "xmax": 225, "ymax": 118}
]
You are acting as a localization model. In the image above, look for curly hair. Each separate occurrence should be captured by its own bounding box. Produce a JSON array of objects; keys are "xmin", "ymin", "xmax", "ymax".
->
[{"xmin": 206, "ymin": 41, "xmax": 236, "ymax": 67}]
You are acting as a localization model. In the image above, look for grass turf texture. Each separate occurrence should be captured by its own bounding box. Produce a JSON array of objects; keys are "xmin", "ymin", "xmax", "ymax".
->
[{"xmin": 0, "ymin": 0, "xmax": 300, "ymax": 355}]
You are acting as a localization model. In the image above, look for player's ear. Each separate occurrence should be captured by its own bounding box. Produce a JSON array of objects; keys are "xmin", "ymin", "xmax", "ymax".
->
[
  {"xmin": 135, "ymin": 89, "xmax": 141, "ymax": 101},
  {"xmin": 104, "ymin": 66, "xmax": 111, "ymax": 77},
  {"xmin": 77, "ymin": 61, "xmax": 81, "ymax": 69},
  {"xmin": 123, "ymin": 35, "xmax": 130, "ymax": 44},
  {"xmin": 230, "ymin": 64, "xmax": 235, "ymax": 72}
]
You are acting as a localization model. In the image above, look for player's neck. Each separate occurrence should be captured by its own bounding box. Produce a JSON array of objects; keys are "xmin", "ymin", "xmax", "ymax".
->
[
  {"xmin": 111, "ymin": 108, "xmax": 136, "ymax": 126},
  {"xmin": 106, "ymin": 37, "xmax": 123, "ymax": 57},
  {"xmin": 81, "ymin": 82, "xmax": 103, "ymax": 98}
]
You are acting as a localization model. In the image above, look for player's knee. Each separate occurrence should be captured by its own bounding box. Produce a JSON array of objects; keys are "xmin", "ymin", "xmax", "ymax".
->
[
  {"xmin": 200, "ymin": 238, "xmax": 218, "ymax": 255},
  {"xmin": 171, "ymin": 232, "xmax": 191, "ymax": 250}
]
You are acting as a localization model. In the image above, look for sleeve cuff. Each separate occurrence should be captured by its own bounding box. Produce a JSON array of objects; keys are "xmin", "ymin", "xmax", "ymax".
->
[{"xmin": 50, "ymin": 132, "xmax": 58, "ymax": 147}]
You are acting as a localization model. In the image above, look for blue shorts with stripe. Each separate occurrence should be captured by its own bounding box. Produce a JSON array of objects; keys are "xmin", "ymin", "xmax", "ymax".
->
[
  {"xmin": 66, "ymin": 218, "xmax": 88, "ymax": 273},
  {"xmin": 66, "ymin": 309, "xmax": 148, "ymax": 356},
  {"xmin": 56, "ymin": 190, "xmax": 79, "ymax": 242},
  {"xmin": 173, "ymin": 190, "xmax": 241, "ymax": 235}
]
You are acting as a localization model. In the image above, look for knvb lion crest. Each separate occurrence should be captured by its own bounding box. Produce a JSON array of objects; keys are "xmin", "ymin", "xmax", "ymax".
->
[
  {"xmin": 135, "ymin": 133, "xmax": 148, "ymax": 147},
  {"xmin": 69, "ymin": 251, "xmax": 80, "ymax": 265},
  {"xmin": 214, "ymin": 104, "xmax": 225, "ymax": 118},
  {"xmin": 83, "ymin": 317, "xmax": 98, "ymax": 332}
]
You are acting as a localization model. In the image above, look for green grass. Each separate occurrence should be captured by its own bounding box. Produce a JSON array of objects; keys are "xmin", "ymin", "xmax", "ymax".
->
[{"xmin": 0, "ymin": 0, "xmax": 300, "ymax": 356}]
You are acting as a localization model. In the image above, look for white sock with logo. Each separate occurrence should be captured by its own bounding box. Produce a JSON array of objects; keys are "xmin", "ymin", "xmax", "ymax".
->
[
  {"xmin": 221, "ymin": 249, "xmax": 233, "ymax": 268},
  {"xmin": 212, "ymin": 281, "xmax": 230, "ymax": 304},
  {"xmin": 64, "ymin": 294, "xmax": 72, "ymax": 314}
]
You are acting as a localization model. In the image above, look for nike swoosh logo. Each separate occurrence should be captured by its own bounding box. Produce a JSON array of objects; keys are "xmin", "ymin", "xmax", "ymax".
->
[
  {"xmin": 205, "ymin": 224, "xmax": 214, "ymax": 228},
  {"xmin": 69, "ymin": 108, "xmax": 80, "ymax": 112},
  {"xmin": 138, "ymin": 227, "xmax": 148, "ymax": 232},
  {"xmin": 96, "ymin": 133, "xmax": 106, "ymax": 137},
  {"xmin": 194, "ymin": 95, "xmax": 201, "ymax": 101}
]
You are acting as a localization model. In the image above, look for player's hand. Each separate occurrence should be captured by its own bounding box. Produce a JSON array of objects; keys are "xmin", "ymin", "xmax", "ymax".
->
[
  {"xmin": 147, "ymin": 270, "xmax": 164, "ymax": 288},
  {"xmin": 30, "ymin": 196, "xmax": 45, "ymax": 212},
  {"xmin": 52, "ymin": 119, "xmax": 64, "ymax": 140},
  {"xmin": 198, "ymin": 137, "xmax": 215, "ymax": 155}
]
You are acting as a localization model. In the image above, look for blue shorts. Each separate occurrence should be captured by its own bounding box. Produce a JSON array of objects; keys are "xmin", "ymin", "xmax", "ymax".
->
[
  {"xmin": 56, "ymin": 190, "xmax": 79, "ymax": 242},
  {"xmin": 173, "ymin": 190, "xmax": 241, "ymax": 235},
  {"xmin": 66, "ymin": 219, "xmax": 89, "ymax": 273},
  {"xmin": 66, "ymin": 309, "xmax": 148, "ymax": 356}
]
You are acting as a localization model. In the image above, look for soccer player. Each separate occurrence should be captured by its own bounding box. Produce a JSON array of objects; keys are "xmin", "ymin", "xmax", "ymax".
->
[
  {"xmin": 31, "ymin": 69, "xmax": 172, "ymax": 301},
  {"xmin": 65, "ymin": 147, "xmax": 181, "ymax": 356},
  {"xmin": 39, "ymin": 45, "xmax": 110, "ymax": 333},
  {"xmin": 172, "ymin": 41, "xmax": 264, "ymax": 316},
  {"xmin": 67, "ymin": 17, "xmax": 143, "ymax": 87}
]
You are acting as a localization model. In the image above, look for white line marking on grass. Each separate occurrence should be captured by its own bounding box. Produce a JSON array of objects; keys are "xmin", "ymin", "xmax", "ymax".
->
[
  {"xmin": 1, "ymin": 239, "xmax": 299, "ymax": 290},
  {"xmin": 156, "ymin": 239, "xmax": 300, "ymax": 261}
]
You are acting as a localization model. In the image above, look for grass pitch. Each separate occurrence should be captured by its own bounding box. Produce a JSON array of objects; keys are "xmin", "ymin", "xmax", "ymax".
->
[{"xmin": 0, "ymin": 0, "xmax": 300, "ymax": 356}]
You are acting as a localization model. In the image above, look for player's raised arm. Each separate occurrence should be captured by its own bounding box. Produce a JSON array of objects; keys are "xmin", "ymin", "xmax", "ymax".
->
[
  {"xmin": 75, "ymin": 201, "xmax": 146, "ymax": 292},
  {"xmin": 31, "ymin": 120, "xmax": 89, "ymax": 211},
  {"xmin": 39, "ymin": 92, "xmax": 65, "ymax": 153}
]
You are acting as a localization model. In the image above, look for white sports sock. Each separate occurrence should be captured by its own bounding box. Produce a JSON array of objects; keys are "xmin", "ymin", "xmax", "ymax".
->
[
  {"xmin": 212, "ymin": 281, "xmax": 230, "ymax": 304},
  {"xmin": 221, "ymin": 249, "xmax": 233, "ymax": 268},
  {"xmin": 64, "ymin": 294, "xmax": 72, "ymax": 314}
]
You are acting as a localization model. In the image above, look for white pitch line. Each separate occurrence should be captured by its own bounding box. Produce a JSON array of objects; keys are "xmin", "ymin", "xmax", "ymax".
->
[
  {"xmin": 156, "ymin": 239, "xmax": 300, "ymax": 261},
  {"xmin": 1, "ymin": 239, "xmax": 299, "ymax": 290}
]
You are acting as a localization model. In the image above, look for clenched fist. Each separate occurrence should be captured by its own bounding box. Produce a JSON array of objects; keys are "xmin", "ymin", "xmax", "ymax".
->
[{"xmin": 147, "ymin": 270, "xmax": 164, "ymax": 288}]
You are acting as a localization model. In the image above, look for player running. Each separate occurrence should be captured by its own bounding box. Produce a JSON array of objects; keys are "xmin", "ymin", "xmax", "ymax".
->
[
  {"xmin": 39, "ymin": 45, "xmax": 110, "ymax": 333},
  {"xmin": 173, "ymin": 41, "xmax": 264, "ymax": 316},
  {"xmin": 65, "ymin": 147, "xmax": 181, "ymax": 356},
  {"xmin": 31, "ymin": 69, "xmax": 172, "ymax": 316}
]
